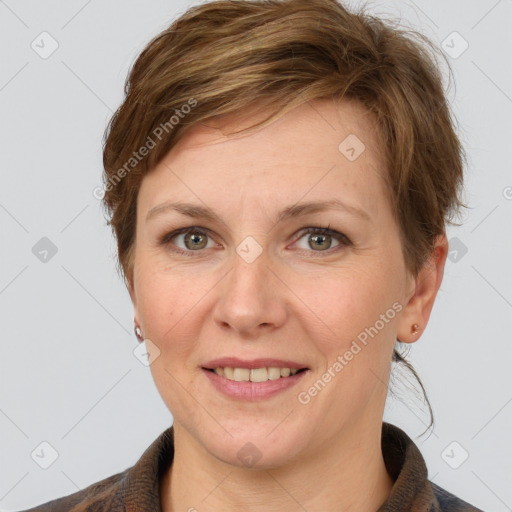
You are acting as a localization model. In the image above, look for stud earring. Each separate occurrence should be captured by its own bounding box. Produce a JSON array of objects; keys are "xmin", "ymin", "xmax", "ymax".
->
[
  {"xmin": 134, "ymin": 325, "xmax": 144, "ymax": 342},
  {"xmin": 411, "ymin": 323, "xmax": 420, "ymax": 335}
]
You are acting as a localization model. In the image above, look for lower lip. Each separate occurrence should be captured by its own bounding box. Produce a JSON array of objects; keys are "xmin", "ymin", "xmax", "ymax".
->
[{"xmin": 202, "ymin": 368, "xmax": 308, "ymax": 401}]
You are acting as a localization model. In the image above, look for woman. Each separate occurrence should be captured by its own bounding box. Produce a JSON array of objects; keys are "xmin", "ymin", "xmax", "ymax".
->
[{"xmin": 20, "ymin": 0, "xmax": 483, "ymax": 510}]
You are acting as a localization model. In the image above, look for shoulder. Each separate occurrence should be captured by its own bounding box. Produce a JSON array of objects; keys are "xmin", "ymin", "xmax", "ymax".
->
[
  {"xmin": 16, "ymin": 470, "xmax": 127, "ymax": 512},
  {"xmin": 432, "ymin": 482, "xmax": 485, "ymax": 512},
  {"xmin": 380, "ymin": 423, "xmax": 484, "ymax": 512},
  {"xmin": 15, "ymin": 426, "xmax": 175, "ymax": 512}
]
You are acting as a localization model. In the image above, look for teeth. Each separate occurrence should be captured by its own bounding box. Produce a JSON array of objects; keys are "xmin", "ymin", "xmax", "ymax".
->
[
  {"xmin": 250, "ymin": 368, "xmax": 268, "ymax": 382},
  {"xmin": 267, "ymin": 367, "xmax": 281, "ymax": 380},
  {"xmin": 233, "ymin": 368, "xmax": 250, "ymax": 381},
  {"xmin": 211, "ymin": 366, "xmax": 303, "ymax": 382}
]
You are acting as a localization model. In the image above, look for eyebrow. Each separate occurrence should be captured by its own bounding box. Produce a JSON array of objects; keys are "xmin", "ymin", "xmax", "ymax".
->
[{"xmin": 146, "ymin": 199, "xmax": 371, "ymax": 224}]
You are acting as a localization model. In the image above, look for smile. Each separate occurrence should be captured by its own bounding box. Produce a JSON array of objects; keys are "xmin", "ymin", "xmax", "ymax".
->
[
  {"xmin": 208, "ymin": 366, "xmax": 306, "ymax": 382},
  {"xmin": 202, "ymin": 367, "xmax": 309, "ymax": 400}
]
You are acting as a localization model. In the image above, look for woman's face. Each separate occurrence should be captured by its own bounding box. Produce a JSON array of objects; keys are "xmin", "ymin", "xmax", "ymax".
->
[{"xmin": 131, "ymin": 99, "xmax": 417, "ymax": 467}]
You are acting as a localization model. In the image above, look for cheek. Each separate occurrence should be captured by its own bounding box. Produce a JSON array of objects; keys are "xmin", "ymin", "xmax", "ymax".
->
[
  {"xmin": 301, "ymin": 270, "xmax": 399, "ymax": 405},
  {"xmin": 299, "ymin": 262, "xmax": 400, "ymax": 403},
  {"xmin": 134, "ymin": 264, "xmax": 204, "ymax": 359},
  {"xmin": 302, "ymin": 264, "xmax": 399, "ymax": 339},
  {"xmin": 136, "ymin": 267, "xmax": 208, "ymax": 415}
]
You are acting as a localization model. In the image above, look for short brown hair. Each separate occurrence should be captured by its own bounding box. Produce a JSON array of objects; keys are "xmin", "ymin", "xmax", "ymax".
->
[
  {"xmin": 101, "ymin": 0, "xmax": 467, "ymax": 431},
  {"xmin": 102, "ymin": 0, "xmax": 466, "ymax": 284}
]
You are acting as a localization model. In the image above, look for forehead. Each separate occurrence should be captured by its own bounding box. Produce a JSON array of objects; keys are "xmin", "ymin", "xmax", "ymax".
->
[
  {"xmin": 140, "ymin": 99, "xmax": 389, "ymax": 220},
  {"xmin": 175, "ymin": 99, "xmax": 383, "ymax": 163}
]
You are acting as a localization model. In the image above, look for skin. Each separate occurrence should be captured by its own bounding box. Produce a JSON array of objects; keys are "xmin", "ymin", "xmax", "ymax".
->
[{"xmin": 129, "ymin": 99, "xmax": 448, "ymax": 512}]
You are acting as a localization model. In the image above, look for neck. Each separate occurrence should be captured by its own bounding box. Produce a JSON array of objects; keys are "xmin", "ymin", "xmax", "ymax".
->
[{"xmin": 161, "ymin": 420, "xmax": 394, "ymax": 512}]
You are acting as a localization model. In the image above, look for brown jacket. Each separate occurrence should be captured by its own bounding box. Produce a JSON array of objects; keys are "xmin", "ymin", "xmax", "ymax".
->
[{"xmin": 19, "ymin": 422, "xmax": 483, "ymax": 511}]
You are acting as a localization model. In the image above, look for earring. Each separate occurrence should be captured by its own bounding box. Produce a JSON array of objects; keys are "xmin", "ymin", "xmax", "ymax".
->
[
  {"xmin": 411, "ymin": 323, "xmax": 420, "ymax": 335},
  {"xmin": 134, "ymin": 324, "xmax": 144, "ymax": 342}
]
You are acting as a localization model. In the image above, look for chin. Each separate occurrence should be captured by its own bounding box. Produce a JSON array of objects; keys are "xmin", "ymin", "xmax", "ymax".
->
[
  {"xmin": 212, "ymin": 441, "xmax": 301, "ymax": 470},
  {"xmin": 200, "ymin": 423, "xmax": 306, "ymax": 470}
]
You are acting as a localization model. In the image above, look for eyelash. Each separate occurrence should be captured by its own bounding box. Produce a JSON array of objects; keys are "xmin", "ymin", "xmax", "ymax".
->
[{"xmin": 158, "ymin": 225, "xmax": 352, "ymax": 257}]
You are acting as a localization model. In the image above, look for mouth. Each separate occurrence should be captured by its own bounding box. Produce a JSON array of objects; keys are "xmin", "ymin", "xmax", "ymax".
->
[
  {"xmin": 203, "ymin": 366, "xmax": 308, "ymax": 383},
  {"xmin": 201, "ymin": 361, "xmax": 309, "ymax": 401},
  {"xmin": 201, "ymin": 357, "xmax": 310, "ymax": 384}
]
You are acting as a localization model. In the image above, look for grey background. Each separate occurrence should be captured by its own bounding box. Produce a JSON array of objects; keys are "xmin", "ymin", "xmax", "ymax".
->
[{"xmin": 0, "ymin": 0, "xmax": 511, "ymax": 510}]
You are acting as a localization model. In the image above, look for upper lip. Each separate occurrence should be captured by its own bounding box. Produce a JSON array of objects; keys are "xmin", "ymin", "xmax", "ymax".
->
[{"xmin": 202, "ymin": 357, "xmax": 308, "ymax": 370}]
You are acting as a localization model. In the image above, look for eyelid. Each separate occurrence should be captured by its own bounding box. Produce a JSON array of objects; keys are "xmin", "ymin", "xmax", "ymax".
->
[
  {"xmin": 297, "ymin": 226, "xmax": 351, "ymax": 245},
  {"xmin": 159, "ymin": 225, "xmax": 352, "ymax": 256},
  {"xmin": 159, "ymin": 226, "xmax": 215, "ymax": 253}
]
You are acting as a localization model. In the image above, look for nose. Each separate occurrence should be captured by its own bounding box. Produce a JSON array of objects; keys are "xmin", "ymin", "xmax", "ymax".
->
[{"xmin": 212, "ymin": 246, "xmax": 287, "ymax": 337}]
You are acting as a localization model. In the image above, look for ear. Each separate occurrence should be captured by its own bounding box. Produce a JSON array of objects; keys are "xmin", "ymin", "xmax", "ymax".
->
[{"xmin": 397, "ymin": 234, "xmax": 448, "ymax": 343}]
